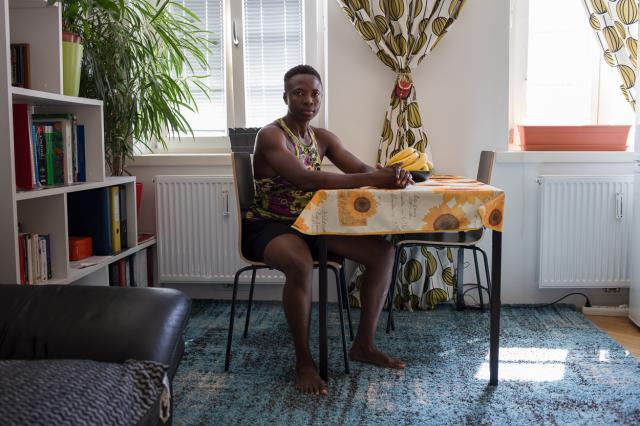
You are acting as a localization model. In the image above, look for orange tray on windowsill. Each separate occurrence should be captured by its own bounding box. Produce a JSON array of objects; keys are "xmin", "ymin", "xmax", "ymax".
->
[{"xmin": 518, "ymin": 125, "xmax": 631, "ymax": 151}]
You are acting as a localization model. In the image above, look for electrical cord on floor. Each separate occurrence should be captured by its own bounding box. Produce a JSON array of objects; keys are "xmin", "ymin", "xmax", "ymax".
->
[
  {"xmin": 458, "ymin": 286, "xmax": 593, "ymax": 311},
  {"xmin": 539, "ymin": 292, "xmax": 592, "ymax": 308}
]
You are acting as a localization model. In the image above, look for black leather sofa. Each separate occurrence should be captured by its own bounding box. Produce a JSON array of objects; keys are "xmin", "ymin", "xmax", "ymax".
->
[{"xmin": 0, "ymin": 285, "xmax": 191, "ymax": 425}]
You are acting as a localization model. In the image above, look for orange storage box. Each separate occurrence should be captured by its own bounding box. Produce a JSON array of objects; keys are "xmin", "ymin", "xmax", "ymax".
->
[{"xmin": 69, "ymin": 236, "xmax": 92, "ymax": 261}]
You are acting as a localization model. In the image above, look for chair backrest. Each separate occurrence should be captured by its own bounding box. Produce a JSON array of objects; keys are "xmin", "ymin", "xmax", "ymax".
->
[
  {"xmin": 231, "ymin": 152, "xmax": 255, "ymax": 212},
  {"xmin": 476, "ymin": 151, "xmax": 496, "ymax": 184},
  {"xmin": 229, "ymin": 127, "xmax": 260, "ymax": 153},
  {"xmin": 231, "ymin": 152, "xmax": 256, "ymax": 263}
]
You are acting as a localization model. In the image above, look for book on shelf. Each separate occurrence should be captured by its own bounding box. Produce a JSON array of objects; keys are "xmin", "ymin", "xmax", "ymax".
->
[
  {"xmin": 76, "ymin": 125, "xmax": 86, "ymax": 182},
  {"xmin": 12, "ymin": 104, "xmax": 36, "ymax": 189},
  {"xmin": 118, "ymin": 259, "xmax": 126, "ymax": 287},
  {"xmin": 10, "ymin": 43, "xmax": 30, "ymax": 89},
  {"xmin": 109, "ymin": 186, "xmax": 121, "ymax": 253},
  {"xmin": 106, "ymin": 252, "xmax": 152, "ymax": 287},
  {"xmin": 17, "ymin": 233, "xmax": 51, "ymax": 284},
  {"xmin": 13, "ymin": 109, "xmax": 87, "ymax": 192},
  {"xmin": 108, "ymin": 258, "xmax": 129, "ymax": 287},
  {"xmin": 32, "ymin": 114, "xmax": 76, "ymax": 185},
  {"xmin": 119, "ymin": 185, "xmax": 128, "ymax": 250}
]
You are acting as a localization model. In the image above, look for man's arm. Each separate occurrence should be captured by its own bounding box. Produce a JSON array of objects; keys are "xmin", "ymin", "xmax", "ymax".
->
[
  {"xmin": 256, "ymin": 126, "xmax": 405, "ymax": 191},
  {"xmin": 315, "ymin": 128, "xmax": 376, "ymax": 174},
  {"xmin": 316, "ymin": 128, "xmax": 413, "ymax": 187}
]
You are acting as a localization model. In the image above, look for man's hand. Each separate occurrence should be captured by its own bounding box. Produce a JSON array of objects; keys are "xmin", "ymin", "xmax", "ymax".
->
[{"xmin": 374, "ymin": 163, "xmax": 414, "ymax": 189}]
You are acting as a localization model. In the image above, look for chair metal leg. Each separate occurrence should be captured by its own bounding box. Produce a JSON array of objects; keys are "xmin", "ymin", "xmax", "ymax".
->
[
  {"xmin": 456, "ymin": 247, "xmax": 466, "ymax": 310},
  {"xmin": 332, "ymin": 266, "xmax": 350, "ymax": 374},
  {"xmin": 386, "ymin": 246, "xmax": 403, "ymax": 333},
  {"xmin": 478, "ymin": 247, "xmax": 492, "ymax": 301},
  {"xmin": 225, "ymin": 266, "xmax": 252, "ymax": 372},
  {"xmin": 388, "ymin": 295, "xmax": 396, "ymax": 331},
  {"xmin": 339, "ymin": 267, "xmax": 354, "ymax": 341},
  {"xmin": 243, "ymin": 268, "xmax": 257, "ymax": 339},
  {"xmin": 472, "ymin": 247, "xmax": 484, "ymax": 312}
]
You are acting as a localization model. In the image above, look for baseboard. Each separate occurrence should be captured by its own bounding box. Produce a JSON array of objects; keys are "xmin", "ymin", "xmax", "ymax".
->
[
  {"xmin": 160, "ymin": 282, "xmax": 283, "ymax": 301},
  {"xmin": 582, "ymin": 305, "xmax": 629, "ymax": 317},
  {"xmin": 159, "ymin": 281, "xmax": 342, "ymax": 303}
]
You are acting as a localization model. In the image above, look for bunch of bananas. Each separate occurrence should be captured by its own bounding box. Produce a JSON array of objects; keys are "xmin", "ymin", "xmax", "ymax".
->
[{"xmin": 385, "ymin": 147, "xmax": 433, "ymax": 171}]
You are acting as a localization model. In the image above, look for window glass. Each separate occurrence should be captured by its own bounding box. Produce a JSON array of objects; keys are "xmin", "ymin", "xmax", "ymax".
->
[
  {"xmin": 172, "ymin": 0, "xmax": 226, "ymax": 136},
  {"xmin": 524, "ymin": 0, "xmax": 634, "ymax": 125},
  {"xmin": 243, "ymin": 0, "xmax": 305, "ymax": 127}
]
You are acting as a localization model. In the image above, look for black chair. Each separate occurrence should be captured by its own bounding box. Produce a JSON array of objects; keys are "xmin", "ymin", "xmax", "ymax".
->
[
  {"xmin": 386, "ymin": 151, "xmax": 496, "ymax": 332},
  {"xmin": 224, "ymin": 152, "xmax": 354, "ymax": 373}
]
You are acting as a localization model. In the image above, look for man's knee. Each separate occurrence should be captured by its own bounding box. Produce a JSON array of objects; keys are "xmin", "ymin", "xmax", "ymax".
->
[{"xmin": 282, "ymin": 253, "xmax": 314, "ymax": 281}]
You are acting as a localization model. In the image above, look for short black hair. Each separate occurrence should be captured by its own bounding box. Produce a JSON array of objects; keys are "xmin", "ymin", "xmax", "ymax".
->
[{"xmin": 284, "ymin": 65, "xmax": 322, "ymax": 88}]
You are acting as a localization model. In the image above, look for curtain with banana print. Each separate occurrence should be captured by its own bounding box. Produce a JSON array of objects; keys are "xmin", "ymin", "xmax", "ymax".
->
[
  {"xmin": 338, "ymin": 0, "xmax": 472, "ymax": 311},
  {"xmin": 582, "ymin": 0, "xmax": 638, "ymax": 111},
  {"xmin": 337, "ymin": 0, "xmax": 467, "ymax": 165}
]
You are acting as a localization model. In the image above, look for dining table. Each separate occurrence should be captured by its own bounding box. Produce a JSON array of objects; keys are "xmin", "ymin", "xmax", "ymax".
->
[{"xmin": 292, "ymin": 175, "xmax": 505, "ymax": 386}]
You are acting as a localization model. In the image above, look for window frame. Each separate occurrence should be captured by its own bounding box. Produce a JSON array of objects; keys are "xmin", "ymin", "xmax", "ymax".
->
[{"xmin": 152, "ymin": 0, "xmax": 325, "ymax": 154}]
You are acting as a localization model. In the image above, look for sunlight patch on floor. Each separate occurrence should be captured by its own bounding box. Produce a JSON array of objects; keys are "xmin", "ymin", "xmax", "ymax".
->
[{"xmin": 475, "ymin": 347, "xmax": 568, "ymax": 382}]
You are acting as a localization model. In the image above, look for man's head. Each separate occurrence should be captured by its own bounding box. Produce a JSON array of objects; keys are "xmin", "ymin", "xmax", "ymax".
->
[
  {"xmin": 284, "ymin": 65, "xmax": 322, "ymax": 91},
  {"xmin": 283, "ymin": 65, "xmax": 323, "ymax": 121}
]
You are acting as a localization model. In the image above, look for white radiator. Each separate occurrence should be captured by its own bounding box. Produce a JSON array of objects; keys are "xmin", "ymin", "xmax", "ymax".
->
[
  {"xmin": 538, "ymin": 175, "xmax": 634, "ymax": 288},
  {"xmin": 155, "ymin": 175, "xmax": 283, "ymax": 283}
]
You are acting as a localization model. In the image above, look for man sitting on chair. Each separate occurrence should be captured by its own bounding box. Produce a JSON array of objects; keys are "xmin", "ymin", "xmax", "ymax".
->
[{"xmin": 244, "ymin": 65, "xmax": 412, "ymax": 395}]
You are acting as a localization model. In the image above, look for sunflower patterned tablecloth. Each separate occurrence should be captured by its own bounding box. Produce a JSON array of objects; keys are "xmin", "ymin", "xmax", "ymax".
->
[{"xmin": 292, "ymin": 175, "xmax": 505, "ymax": 310}]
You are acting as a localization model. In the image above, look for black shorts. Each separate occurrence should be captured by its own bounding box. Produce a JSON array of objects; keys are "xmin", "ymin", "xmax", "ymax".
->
[{"xmin": 242, "ymin": 220, "xmax": 321, "ymax": 262}]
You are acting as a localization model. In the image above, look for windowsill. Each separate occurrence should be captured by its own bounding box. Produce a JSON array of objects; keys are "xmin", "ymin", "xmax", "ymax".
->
[
  {"xmin": 496, "ymin": 150, "xmax": 637, "ymax": 163},
  {"xmin": 129, "ymin": 153, "xmax": 232, "ymax": 167},
  {"xmin": 128, "ymin": 153, "xmax": 344, "ymax": 170}
]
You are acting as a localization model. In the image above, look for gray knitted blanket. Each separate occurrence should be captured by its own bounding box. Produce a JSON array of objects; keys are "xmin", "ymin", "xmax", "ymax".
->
[{"xmin": 0, "ymin": 359, "xmax": 169, "ymax": 426}]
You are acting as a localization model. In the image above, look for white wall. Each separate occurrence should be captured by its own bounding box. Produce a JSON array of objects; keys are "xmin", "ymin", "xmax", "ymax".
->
[
  {"xmin": 326, "ymin": 0, "xmax": 510, "ymax": 175},
  {"xmin": 128, "ymin": 0, "xmax": 632, "ymax": 306}
]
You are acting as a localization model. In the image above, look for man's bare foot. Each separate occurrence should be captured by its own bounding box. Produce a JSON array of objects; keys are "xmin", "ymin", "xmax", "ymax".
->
[
  {"xmin": 295, "ymin": 364, "xmax": 328, "ymax": 395},
  {"xmin": 349, "ymin": 343, "xmax": 406, "ymax": 369}
]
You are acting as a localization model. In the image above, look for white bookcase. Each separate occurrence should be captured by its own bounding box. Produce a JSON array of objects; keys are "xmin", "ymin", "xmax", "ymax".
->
[{"xmin": 0, "ymin": 0, "xmax": 152, "ymax": 285}]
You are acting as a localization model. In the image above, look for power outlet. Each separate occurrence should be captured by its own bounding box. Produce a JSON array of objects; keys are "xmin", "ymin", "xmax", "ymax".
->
[
  {"xmin": 602, "ymin": 288, "xmax": 622, "ymax": 294},
  {"xmin": 582, "ymin": 305, "xmax": 629, "ymax": 317}
]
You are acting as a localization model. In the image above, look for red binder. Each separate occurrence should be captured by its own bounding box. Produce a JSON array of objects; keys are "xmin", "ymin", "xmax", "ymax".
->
[{"xmin": 13, "ymin": 104, "xmax": 34, "ymax": 190}]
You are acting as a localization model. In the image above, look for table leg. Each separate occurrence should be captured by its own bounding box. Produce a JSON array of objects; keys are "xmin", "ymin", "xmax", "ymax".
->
[
  {"xmin": 318, "ymin": 236, "xmax": 328, "ymax": 382},
  {"xmin": 490, "ymin": 230, "xmax": 502, "ymax": 386}
]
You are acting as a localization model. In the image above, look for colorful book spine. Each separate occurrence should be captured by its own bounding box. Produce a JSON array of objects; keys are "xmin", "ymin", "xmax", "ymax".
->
[
  {"xmin": 10, "ymin": 44, "xmax": 30, "ymax": 88},
  {"xmin": 18, "ymin": 233, "xmax": 26, "ymax": 284},
  {"xmin": 30, "ymin": 233, "xmax": 39, "ymax": 284},
  {"xmin": 76, "ymin": 125, "xmax": 86, "ymax": 182},
  {"xmin": 34, "ymin": 125, "xmax": 47, "ymax": 186},
  {"xmin": 119, "ymin": 185, "xmax": 128, "ymax": 250},
  {"xmin": 43, "ymin": 234, "xmax": 52, "ymax": 280},
  {"xmin": 12, "ymin": 104, "xmax": 35, "ymax": 190},
  {"xmin": 32, "ymin": 115, "xmax": 76, "ymax": 184},
  {"xmin": 30, "ymin": 124, "xmax": 40, "ymax": 188},
  {"xmin": 44, "ymin": 125, "xmax": 55, "ymax": 185},
  {"xmin": 110, "ymin": 186, "xmax": 121, "ymax": 253},
  {"xmin": 26, "ymin": 236, "xmax": 33, "ymax": 284}
]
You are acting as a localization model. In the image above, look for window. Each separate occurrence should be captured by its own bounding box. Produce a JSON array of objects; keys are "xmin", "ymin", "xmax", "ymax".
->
[
  {"xmin": 160, "ymin": 0, "xmax": 319, "ymax": 153},
  {"xmin": 510, "ymin": 0, "xmax": 634, "ymax": 139}
]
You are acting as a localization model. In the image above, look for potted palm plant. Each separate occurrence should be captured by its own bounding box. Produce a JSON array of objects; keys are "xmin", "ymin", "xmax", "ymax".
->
[{"xmin": 51, "ymin": 0, "xmax": 211, "ymax": 175}]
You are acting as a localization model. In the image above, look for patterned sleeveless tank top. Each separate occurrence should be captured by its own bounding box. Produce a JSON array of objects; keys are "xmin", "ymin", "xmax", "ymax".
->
[{"xmin": 245, "ymin": 118, "xmax": 321, "ymax": 222}]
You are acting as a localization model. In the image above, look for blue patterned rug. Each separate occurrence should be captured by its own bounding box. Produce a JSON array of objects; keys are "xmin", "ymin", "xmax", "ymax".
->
[{"xmin": 173, "ymin": 301, "xmax": 640, "ymax": 425}]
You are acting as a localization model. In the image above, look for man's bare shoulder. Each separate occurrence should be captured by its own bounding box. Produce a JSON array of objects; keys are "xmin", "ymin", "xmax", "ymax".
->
[
  {"xmin": 311, "ymin": 127, "xmax": 340, "ymax": 144},
  {"xmin": 256, "ymin": 123, "xmax": 287, "ymax": 150}
]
